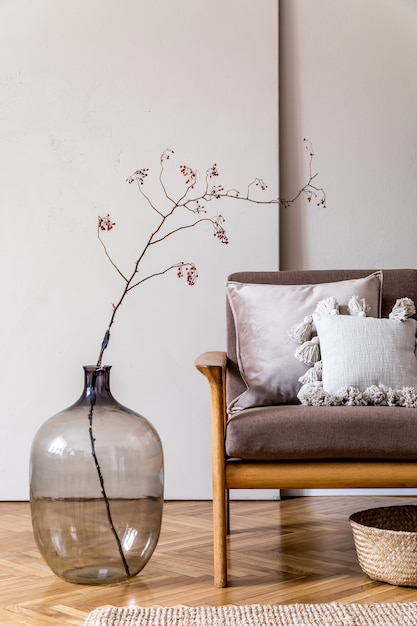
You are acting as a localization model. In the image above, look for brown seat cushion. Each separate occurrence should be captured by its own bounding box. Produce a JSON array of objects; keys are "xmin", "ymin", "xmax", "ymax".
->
[{"xmin": 225, "ymin": 404, "xmax": 417, "ymax": 461}]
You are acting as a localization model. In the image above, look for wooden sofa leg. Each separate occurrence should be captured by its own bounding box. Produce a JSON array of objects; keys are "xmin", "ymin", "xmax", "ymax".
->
[
  {"xmin": 226, "ymin": 489, "xmax": 230, "ymax": 535},
  {"xmin": 213, "ymin": 484, "xmax": 228, "ymax": 587}
]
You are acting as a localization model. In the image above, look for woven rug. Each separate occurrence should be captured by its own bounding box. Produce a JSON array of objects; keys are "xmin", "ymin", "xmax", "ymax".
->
[{"xmin": 83, "ymin": 603, "xmax": 417, "ymax": 626}]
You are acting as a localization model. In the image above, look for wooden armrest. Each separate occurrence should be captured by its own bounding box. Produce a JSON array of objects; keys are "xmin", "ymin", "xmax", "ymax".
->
[
  {"xmin": 194, "ymin": 350, "xmax": 227, "ymax": 382},
  {"xmin": 194, "ymin": 350, "xmax": 227, "ymax": 417},
  {"xmin": 195, "ymin": 350, "xmax": 228, "ymax": 453},
  {"xmin": 195, "ymin": 347, "xmax": 228, "ymax": 439}
]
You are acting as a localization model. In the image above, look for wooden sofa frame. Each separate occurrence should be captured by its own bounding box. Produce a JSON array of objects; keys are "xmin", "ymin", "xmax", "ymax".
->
[{"xmin": 195, "ymin": 269, "xmax": 417, "ymax": 587}]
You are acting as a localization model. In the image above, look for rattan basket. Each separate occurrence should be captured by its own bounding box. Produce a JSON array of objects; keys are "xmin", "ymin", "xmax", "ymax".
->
[{"xmin": 349, "ymin": 505, "xmax": 417, "ymax": 587}]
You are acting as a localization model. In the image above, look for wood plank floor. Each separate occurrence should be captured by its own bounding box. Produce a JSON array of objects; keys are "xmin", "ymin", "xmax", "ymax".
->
[{"xmin": 2, "ymin": 496, "xmax": 417, "ymax": 625}]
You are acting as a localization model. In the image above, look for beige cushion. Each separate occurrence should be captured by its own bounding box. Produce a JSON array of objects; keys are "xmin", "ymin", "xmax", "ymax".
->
[
  {"xmin": 226, "ymin": 272, "xmax": 382, "ymax": 411},
  {"xmin": 314, "ymin": 314, "xmax": 417, "ymax": 395}
]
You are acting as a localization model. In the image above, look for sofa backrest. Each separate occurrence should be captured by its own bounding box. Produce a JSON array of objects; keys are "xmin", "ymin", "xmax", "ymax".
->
[{"xmin": 226, "ymin": 269, "xmax": 417, "ymax": 405}]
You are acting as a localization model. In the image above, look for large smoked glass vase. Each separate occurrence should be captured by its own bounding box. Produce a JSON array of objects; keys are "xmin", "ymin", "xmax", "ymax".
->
[{"xmin": 29, "ymin": 365, "xmax": 164, "ymax": 585}]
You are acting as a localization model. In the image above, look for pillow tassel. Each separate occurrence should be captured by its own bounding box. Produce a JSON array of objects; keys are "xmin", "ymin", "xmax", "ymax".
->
[
  {"xmin": 315, "ymin": 296, "xmax": 339, "ymax": 316},
  {"xmin": 361, "ymin": 384, "xmax": 388, "ymax": 405},
  {"xmin": 299, "ymin": 381, "xmax": 417, "ymax": 408},
  {"xmin": 348, "ymin": 295, "xmax": 371, "ymax": 317},
  {"xmin": 295, "ymin": 336, "xmax": 320, "ymax": 366},
  {"xmin": 297, "ymin": 382, "xmax": 338, "ymax": 406},
  {"xmin": 336, "ymin": 386, "xmax": 365, "ymax": 406},
  {"xmin": 298, "ymin": 360, "xmax": 323, "ymax": 384},
  {"xmin": 389, "ymin": 297, "xmax": 416, "ymax": 321},
  {"xmin": 288, "ymin": 315, "xmax": 313, "ymax": 343}
]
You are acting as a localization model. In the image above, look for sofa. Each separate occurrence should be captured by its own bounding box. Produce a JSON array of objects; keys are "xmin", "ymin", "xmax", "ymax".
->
[{"xmin": 195, "ymin": 269, "xmax": 417, "ymax": 587}]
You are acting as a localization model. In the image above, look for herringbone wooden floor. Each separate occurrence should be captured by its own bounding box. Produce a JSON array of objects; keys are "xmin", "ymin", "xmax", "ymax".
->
[{"xmin": 1, "ymin": 496, "xmax": 417, "ymax": 625}]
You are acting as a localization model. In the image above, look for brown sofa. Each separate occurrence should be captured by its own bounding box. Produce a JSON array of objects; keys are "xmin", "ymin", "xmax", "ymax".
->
[{"xmin": 195, "ymin": 269, "xmax": 417, "ymax": 587}]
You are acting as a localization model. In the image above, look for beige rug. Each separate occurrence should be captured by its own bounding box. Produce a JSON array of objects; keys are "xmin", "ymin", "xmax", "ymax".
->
[{"xmin": 84, "ymin": 603, "xmax": 417, "ymax": 626}]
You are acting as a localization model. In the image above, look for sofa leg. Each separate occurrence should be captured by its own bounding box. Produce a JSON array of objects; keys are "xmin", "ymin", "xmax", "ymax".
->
[
  {"xmin": 213, "ymin": 487, "xmax": 228, "ymax": 587},
  {"xmin": 226, "ymin": 489, "xmax": 230, "ymax": 535}
]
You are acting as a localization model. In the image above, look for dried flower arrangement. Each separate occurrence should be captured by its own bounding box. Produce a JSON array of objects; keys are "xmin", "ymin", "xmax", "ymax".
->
[
  {"xmin": 87, "ymin": 139, "xmax": 325, "ymax": 577},
  {"xmin": 94, "ymin": 139, "xmax": 325, "ymax": 368}
]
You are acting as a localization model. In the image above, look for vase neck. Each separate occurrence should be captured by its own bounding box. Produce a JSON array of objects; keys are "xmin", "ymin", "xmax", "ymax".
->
[
  {"xmin": 78, "ymin": 366, "xmax": 116, "ymax": 406},
  {"xmin": 83, "ymin": 365, "xmax": 112, "ymax": 392}
]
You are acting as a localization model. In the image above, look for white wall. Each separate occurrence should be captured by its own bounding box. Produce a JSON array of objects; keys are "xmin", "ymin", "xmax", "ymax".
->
[
  {"xmin": 0, "ymin": 0, "xmax": 279, "ymax": 500},
  {"xmin": 280, "ymin": 0, "xmax": 417, "ymax": 271}
]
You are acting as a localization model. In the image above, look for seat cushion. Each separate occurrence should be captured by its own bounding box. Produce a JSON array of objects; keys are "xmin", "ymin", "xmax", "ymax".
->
[{"xmin": 225, "ymin": 405, "xmax": 417, "ymax": 461}]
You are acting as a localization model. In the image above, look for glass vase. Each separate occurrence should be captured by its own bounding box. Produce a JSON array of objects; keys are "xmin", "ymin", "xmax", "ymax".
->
[{"xmin": 29, "ymin": 365, "xmax": 164, "ymax": 585}]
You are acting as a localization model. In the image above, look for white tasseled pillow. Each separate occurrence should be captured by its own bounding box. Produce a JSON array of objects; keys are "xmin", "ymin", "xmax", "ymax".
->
[{"xmin": 313, "ymin": 314, "xmax": 417, "ymax": 395}]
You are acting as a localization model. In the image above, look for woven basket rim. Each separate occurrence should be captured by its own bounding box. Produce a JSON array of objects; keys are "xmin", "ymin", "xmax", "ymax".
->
[
  {"xmin": 349, "ymin": 504, "xmax": 417, "ymax": 534},
  {"xmin": 350, "ymin": 518, "xmax": 417, "ymax": 536}
]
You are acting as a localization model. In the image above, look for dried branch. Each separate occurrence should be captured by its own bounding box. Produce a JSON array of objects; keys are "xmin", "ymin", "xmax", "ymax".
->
[
  {"xmin": 279, "ymin": 139, "xmax": 326, "ymax": 208},
  {"xmin": 95, "ymin": 140, "xmax": 324, "ymax": 367},
  {"xmin": 89, "ymin": 140, "xmax": 325, "ymax": 577}
]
